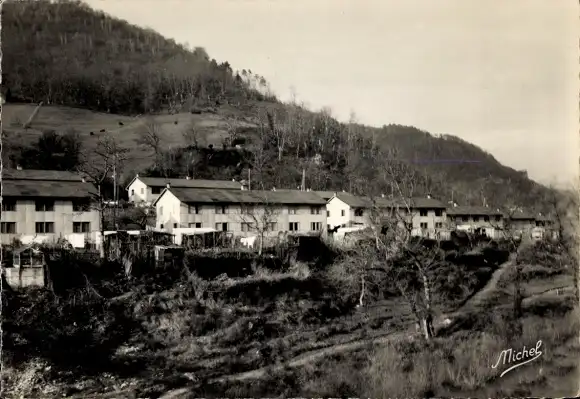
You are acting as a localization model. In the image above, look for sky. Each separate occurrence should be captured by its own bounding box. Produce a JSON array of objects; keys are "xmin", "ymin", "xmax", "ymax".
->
[{"xmin": 85, "ymin": 0, "xmax": 579, "ymax": 186}]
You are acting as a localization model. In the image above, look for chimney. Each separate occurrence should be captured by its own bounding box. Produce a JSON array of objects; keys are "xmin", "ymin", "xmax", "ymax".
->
[
  {"xmin": 272, "ymin": 187, "xmax": 276, "ymax": 191},
  {"xmin": 453, "ymin": 202, "xmax": 458, "ymax": 207},
  {"xmin": 381, "ymin": 193, "xmax": 385, "ymax": 198},
  {"xmin": 16, "ymin": 165, "xmax": 22, "ymax": 171},
  {"xmin": 81, "ymin": 177, "xmax": 86, "ymax": 183},
  {"xmin": 333, "ymin": 192, "xmax": 337, "ymax": 197},
  {"xmin": 166, "ymin": 183, "xmax": 171, "ymax": 189},
  {"xmin": 136, "ymin": 173, "xmax": 139, "ymax": 178},
  {"xmin": 426, "ymin": 194, "xmax": 431, "ymax": 199},
  {"xmin": 186, "ymin": 176, "xmax": 191, "ymax": 180},
  {"xmin": 342, "ymin": 189, "xmax": 345, "ymax": 192}
]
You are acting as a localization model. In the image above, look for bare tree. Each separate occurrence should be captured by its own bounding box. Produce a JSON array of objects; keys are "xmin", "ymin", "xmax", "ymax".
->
[
  {"xmin": 77, "ymin": 135, "xmax": 128, "ymax": 260},
  {"xmin": 137, "ymin": 117, "xmax": 163, "ymax": 166},
  {"xmin": 237, "ymin": 193, "xmax": 281, "ymax": 256}
]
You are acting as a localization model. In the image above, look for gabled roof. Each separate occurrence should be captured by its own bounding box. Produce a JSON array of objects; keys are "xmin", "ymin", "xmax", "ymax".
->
[
  {"xmin": 154, "ymin": 188, "xmax": 327, "ymax": 206},
  {"xmin": 312, "ymin": 190, "xmax": 342, "ymax": 201},
  {"xmin": 330, "ymin": 193, "xmax": 447, "ymax": 209},
  {"xmin": 126, "ymin": 175, "xmax": 242, "ymax": 190},
  {"xmin": 3, "ymin": 180, "xmax": 97, "ymax": 199},
  {"xmin": 447, "ymin": 206, "xmax": 503, "ymax": 216},
  {"xmin": 509, "ymin": 211, "xmax": 536, "ymax": 220},
  {"xmin": 3, "ymin": 169, "xmax": 84, "ymax": 182}
]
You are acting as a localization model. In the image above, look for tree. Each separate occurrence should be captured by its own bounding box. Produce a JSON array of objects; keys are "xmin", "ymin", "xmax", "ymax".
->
[
  {"xmin": 77, "ymin": 135, "xmax": 129, "ymax": 260},
  {"xmin": 237, "ymin": 193, "xmax": 281, "ymax": 256}
]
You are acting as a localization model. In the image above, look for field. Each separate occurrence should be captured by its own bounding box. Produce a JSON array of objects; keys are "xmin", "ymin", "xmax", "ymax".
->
[{"xmin": 2, "ymin": 103, "xmax": 259, "ymax": 175}]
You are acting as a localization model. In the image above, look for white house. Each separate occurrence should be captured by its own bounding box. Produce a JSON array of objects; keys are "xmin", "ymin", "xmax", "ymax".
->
[
  {"xmin": 125, "ymin": 175, "xmax": 246, "ymax": 206},
  {"xmin": 1, "ymin": 169, "xmax": 99, "ymax": 247},
  {"xmin": 152, "ymin": 186, "xmax": 328, "ymax": 238},
  {"xmin": 447, "ymin": 205, "xmax": 504, "ymax": 238},
  {"xmin": 326, "ymin": 193, "xmax": 448, "ymax": 238}
]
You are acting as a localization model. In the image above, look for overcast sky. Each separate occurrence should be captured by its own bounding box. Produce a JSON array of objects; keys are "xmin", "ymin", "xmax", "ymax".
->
[{"xmin": 85, "ymin": 0, "xmax": 579, "ymax": 186}]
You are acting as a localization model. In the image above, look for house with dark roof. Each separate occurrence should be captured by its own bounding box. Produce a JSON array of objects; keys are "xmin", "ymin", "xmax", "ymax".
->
[
  {"xmin": 152, "ymin": 186, "xmax": 327, "ymax": 236},
  {"xmin": 1, "ymin": 168, "xmax": 99, "ymax": 247},
  {"xmin": 446, "ymin": 205, "xmax": 504, "ymax": 238},
  {"xmin": 125, "ymin": 174, "xmax": 246, "ymax": 206},
  {"xmin": 326, "ymin": 193, "xmax": 448, "ymax": 238}
]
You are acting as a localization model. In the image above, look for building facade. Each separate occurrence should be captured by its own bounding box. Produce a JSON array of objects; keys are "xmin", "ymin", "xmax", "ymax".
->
[
  {"xmin": 126, "ymin": 175, "xmax": 246, "ymax": 206},
  {"xmin": 447, "ymin": 206, "xmax": 504, "ymax": 238},
  {"xmin": 1, "ymin": 169, "xmax": 99, "ymax": 247},
  {"xmin": 153, "ymin": 187, "xmax": 327, "ymax": 237}
]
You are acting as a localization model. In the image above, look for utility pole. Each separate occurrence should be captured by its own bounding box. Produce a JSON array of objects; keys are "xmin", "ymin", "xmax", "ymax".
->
[
  {"xmin": 301, "ymin": 168, "xmax": 306, "ymax": 191},
  {"xmin": 112, "ymin": 156, "xmax": 117, "ymax": 230}
]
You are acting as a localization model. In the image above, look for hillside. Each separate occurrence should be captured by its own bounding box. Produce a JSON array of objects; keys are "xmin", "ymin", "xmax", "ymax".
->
[{"xmin": 1, "ymin": 0, "xmax": 551, "ymax": 209}]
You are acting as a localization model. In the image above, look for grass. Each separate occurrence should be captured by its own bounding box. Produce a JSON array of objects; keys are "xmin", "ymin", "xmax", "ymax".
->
[{"xmin": 2, "ymin": 103, "xmax": 258, "ymax": 174}]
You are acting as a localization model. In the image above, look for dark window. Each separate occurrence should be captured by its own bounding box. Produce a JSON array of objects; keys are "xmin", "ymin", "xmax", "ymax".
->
[
  {"xmin": 0, "ymin": 222, "xmax": 16, "ymax": 234},
  {"xmin": 354, "ymin": 208, "xmax": 364, "ymax": 217},
  {"xmin": 173, "ymin": 223, "xmax": 178, "ymax": 228},
  {"xmin": 160, "ymin": 224, "xmax": 164, "ymax": 229},
  {"xmin": 73, "ymin": 222, "xmax": 90, "ymax": 233},
  {"xmin": 419, "ymin": 210, "xmax": 428, "ymax": 217},
  {"xmin": 189, "ymin": 205, "xmax": 201, "ymax": 214},
  {"xmin": 289, "ymin": 222, "xmax": 299, "ymax": 231},
  {"xmin": 1, "ymin": 200, "xmax": 16, "ymax": 212},
  {"xmin": 215, "ymin": 205, "xmax": 228, "ymax": 214},
  {"xmin": 72, "ymin": 199, "xmax": 90, "ymax": 212},
  {"xmin": 341, "ymin": 210, "xmax": 345, "ymax": 217},
  {"xmin": 495, "ymin": 216, "xmax": 501, "ymax": 222},
  {"xmin": 473, "ymin": 216, "xmax": 480, "ymax": 222},
  {"xmin": 151, "ymin": 186, "xmax": 163, "ymax": 194},
  {"xmin": 483, "ymin": 216, "xmax": 490, "ymax": 222},
  {"xmin": 462, "ymin": 216, "xmax": 469, "ymax": 222},
  {"xmin": 327, "ymin": 210, "xmax": 330, "ymax": 217},
  {"xmin": 435, "ymin": 222, "xmax": 443, "ymax": 229},
  {"xmin": 311, "ymin": 222, "xmax": 322, "ymax": 231},
  {"xmin": 35, "ymin": 200, "xmax": 54, "ymax": 212},
  {"xmin": 215, "ymin": 222, "xmax": 228, "ymax": 231},
  {"xmin": 310, "ymin": 206, "xmax": 321, "ymax": 215},
  {"xmin": 35, "ymin": 222, "xmax": 54, "ymax": 233},
  {"xmin": 189, "ymin": 222, "xmax": 202, "ymax": 228},
  {"xmin": 131, "ymin": 189, "xmax": 135, "ymax": 196},
  {"xmin": 420, "ymin": 222, "xmax": 428, "ymax": 229},
  {"xmin": 434, "ymin": 209, "xmax": 443, "ymax": 217}
]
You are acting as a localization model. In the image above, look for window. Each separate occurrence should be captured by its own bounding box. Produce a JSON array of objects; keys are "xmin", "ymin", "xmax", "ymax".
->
[
  {"xmin": 341, "ymin": 210, "xmax": 345, "ymax": 217},
  {"xmin": 266, "ymin": 222, "xmax": 277, "ymax": 231},
  {"xmin": 151, "ymin": 186, "xmax": 163, "ymax": 194},
  {"xmin": 72, "ymin": 199, "xmax": 90, "ymax": 212},
  {"xmin": 419, "ymin": 210, "xmax": 428, "ymax": 217},
  {"xmin": 473, "ymin": 216, "xmax": 480, "ymax": 222},
  {"xmin": 289, "ymin": 222, "xmax": 299, "ymax": 231},
  {"xmin": 420, "ymin": 222, "xmax": 428, "ymax": 229},
  {"xmin": 131, "ymin": 189, "xmax": 135, "ymax": 196},
  {"xmin": 0, "ymin": 222, "xmax": 16, "ymax": 234},
  {"xmin": 141, "ymin": 188, "xmax": 144, "ymax": 194},
  {"xmin": 434, "ymin": 209, "xmax": 443, "ymax": 217},
  {"xmin": 495, "ymin": 216, "xmax": 501, "ymax": 222},
  {"xmin": 215, "ymin": 222, "xmax": 228, "ymax": 232},
  {"xmin": 354, "ymin": 208, "xmax": 364, "ymax": 217},
  {"xmin": 1, "ymin": 200, "xmax": 16, "ymax": 212},
  {"xmin": 311, "ymin": 222, "xmax": 322, "ymax": 231},
  {"xmin": 289, "ymin": 207, "xmax": 297, "ymax": 215},
  {"xmin": 242, "ymin": 205, "xmax": 254, "ymax": 215},
  {"xmin": 35, "ymin": 200, "xmax": 54, "ymax": 212},
  {"xmin": 215, "ymin": 205, "xmax": 228, "ymax": 214},
  {"xmin": 35, "ymin": 222, "xmax": 54, "ymax": 234},
  {"xmin": 326, "ymin": 210, "xmax": 330, "ymax": 217},
  {"xmin": 189, "ymin": 222, "xmax": 202, "ymax": 228},
  {"xmin": 435, "ymin": 222, "xmax": 443, "ymax": 229},
  {"xmin": 159, "ymin": 206, "xmax": 163, "ymax": 215},
  {"xmin": 241, "ymin": 222, "xmax": 254, "ymax": 232},
  {"xmin": 483, "ymin": 216, "xmax": 490, "ymax": 222},
  {"xmin": 462, "ymin": 216, "xmax": 469, "ymax": 222},
  {"xmin": 310, "ymin": 206, "xmax": 321, "ymax": 215},
  {"xmin": 188, "ymin": 205, "xmax": 200, "ymax": 214},
  {"xmin": 73, "ymin": 222, "xmax": 91, "ymax": 233},
  {"xmin": 173, "ymin": 223, "xmax": 178, "ymax": 228}
]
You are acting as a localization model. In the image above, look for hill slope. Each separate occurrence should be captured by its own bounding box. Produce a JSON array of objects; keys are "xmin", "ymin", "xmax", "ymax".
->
[{"xmin": 1, "ymin": 0, "xmax": 551, "ymax": 209}]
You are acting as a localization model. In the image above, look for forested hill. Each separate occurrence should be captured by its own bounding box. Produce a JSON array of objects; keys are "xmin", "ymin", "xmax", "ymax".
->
[{"xmin": 1, "ymin": 0, "xmax": 551, "ymax": 210}]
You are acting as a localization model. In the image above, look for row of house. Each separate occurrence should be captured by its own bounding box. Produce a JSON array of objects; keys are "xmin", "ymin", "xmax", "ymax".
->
[{"xmin": 0, "ymin": 170, "xmax": 554, "ymax": 247}]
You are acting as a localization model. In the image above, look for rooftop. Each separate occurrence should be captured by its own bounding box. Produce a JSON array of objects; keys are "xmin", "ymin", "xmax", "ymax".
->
[
  {"xmin": 161, "ymin": 187, "xmax": 327, "ymax": 206},
  {"xmin": 134, "ymin": 176, "xmax": 243, "ymax": 190},
  {"xmin": 3, "ymin": 179, "xmax": 97, "ymax": 199},
  {"xmin": 3, "ymin": 169, "xmax": 85, "ymax": 182},
  {"xmin": 332, "ymin": 193, "xmax": 447, "ymax": 209},
  {"xmin": 447, "ymin": 206, "xmax": 504, "ymax": 216}
]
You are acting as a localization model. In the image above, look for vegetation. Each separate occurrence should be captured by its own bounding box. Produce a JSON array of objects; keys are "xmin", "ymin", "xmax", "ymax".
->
[{"xmin": 2, "ymin": 0, "xmax": 553, "ymax": 210}]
